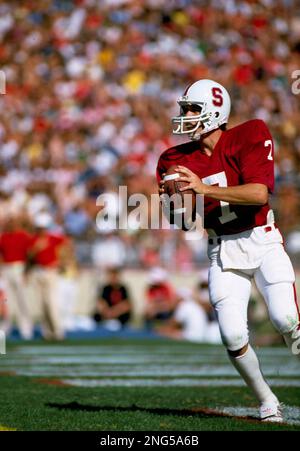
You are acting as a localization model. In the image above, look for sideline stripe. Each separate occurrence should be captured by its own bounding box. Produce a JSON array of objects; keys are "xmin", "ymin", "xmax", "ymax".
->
[{"xmin": 35, "ymin": 378, "xmax": 70, "ymax": 387}]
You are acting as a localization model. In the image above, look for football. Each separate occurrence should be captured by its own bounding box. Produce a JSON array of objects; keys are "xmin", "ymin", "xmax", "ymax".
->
[{"xmin": 162, "ymin": 165, "xmax": 196, "ymax": 230}]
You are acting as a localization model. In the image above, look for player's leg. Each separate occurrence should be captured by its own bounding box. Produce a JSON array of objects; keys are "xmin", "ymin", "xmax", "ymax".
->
[
  {"xmin": 33, "ymin": 270, "xmax": 52, "ymax": 340},
  {"xmin": 45, "ymin": 270, "xmax": 64, "ymax": 341},
  {"xmin": 33, "ymin": 269, "xmax": 56, "ymax": 340},
  {"xmin": 12, "ymin": 264, "xmax": 33, "ymax": 340},
  {"xmin": 1, "ymin": 267, "xmax": 14, "ymax": 336},
  {"xmin": 209, "ymin": 260, "xmax": 279, "ymax": 407},
  {"xmin": 254, "ymin": 244, "xmax": 300, "ymax": 359}
]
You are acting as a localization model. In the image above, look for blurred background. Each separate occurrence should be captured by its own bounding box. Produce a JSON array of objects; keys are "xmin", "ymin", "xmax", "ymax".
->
[{"xmin": 0, "ymin": 0, "xmax": 299, "ymax": 344}]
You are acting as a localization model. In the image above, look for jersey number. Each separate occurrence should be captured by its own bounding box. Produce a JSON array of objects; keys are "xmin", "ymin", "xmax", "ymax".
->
[
  {"xmin": 201, "ymin": 171, "xmax": 237, "ymax": 224},
  {"xmin": 264, "ymin": 139, "xmax": 273, "ymax": 160}
]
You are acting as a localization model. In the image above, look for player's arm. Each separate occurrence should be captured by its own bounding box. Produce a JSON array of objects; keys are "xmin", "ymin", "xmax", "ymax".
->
[
  {"xmin": 176, "ymin": 166, "xmax": 268, "ymax": 205},
  {"xmin": 198, "ymin": 182, "xmax": 268, "ymax": 205},
  {"xmin": 177, "ymin": 120, "xmax": 275, "ymax": 206},
  {"xmin": 107, "ymin": 300, "xmax": 131, "ymax": 317},
  {"xmin": 109, "ymin": 286, "xmax": 131, "ymax": 317},
  {"xmin": 97, "ymin": 298, "xmax": 110, "ymax": 318},
  {"xmin": 96, "ymin": 285, "xmax": 110, "ymax": 318}
]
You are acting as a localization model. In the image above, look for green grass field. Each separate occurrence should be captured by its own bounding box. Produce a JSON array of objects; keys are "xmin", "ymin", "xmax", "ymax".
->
[{"xmin": 0, "ymin": 338, "xmax": 299, "ymax": 431}]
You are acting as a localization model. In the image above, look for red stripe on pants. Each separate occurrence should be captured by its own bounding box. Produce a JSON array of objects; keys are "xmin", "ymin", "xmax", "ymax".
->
[{"xmin": 293, "ymin": 283, "xmax": 300, "ymax": 328}]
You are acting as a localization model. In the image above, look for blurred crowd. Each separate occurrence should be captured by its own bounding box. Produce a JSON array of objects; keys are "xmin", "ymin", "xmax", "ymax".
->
[
  {"xmin": 0, "ymin": 0, "xmax": 300, "ymax": 271},
  {"xmin": 0, "ymin": 210, "xmax": 219, "ymax": 341}
]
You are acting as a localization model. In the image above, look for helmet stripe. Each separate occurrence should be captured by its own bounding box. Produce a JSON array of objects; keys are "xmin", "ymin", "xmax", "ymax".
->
[{"xmin": 183, "ymin": 82, "xmax": 193, "ymax": 96}]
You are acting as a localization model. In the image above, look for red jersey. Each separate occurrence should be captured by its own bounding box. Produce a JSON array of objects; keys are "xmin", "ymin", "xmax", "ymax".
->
[
  {"xmin": 157, "ymin": 119, "xmax": 274, "ymax": 236},
  {"xmin": 0, "ymin": 230, "xmax": 31, "ymax": 263},
  {"xmin": 29, "ymin": 233, "xmax": 67, "ymax": 268}
]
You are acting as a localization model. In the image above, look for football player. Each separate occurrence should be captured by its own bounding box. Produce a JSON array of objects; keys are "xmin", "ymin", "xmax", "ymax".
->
[{"xmin": 157, "ymin": 79, "xmax": 300, "ymax": 422}]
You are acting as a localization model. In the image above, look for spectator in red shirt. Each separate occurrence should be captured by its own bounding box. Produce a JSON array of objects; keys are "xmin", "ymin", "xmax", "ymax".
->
[
  {"xmin": 144, "ymin": 267, "xmax": 175, "ymax": 329},
  {"xmin": 0, "ymin": 215, "xmax": 33, "ymax": 339},
  {"xmin": 28, "ymin": 212, "xmax": 68, "ymax": 341}
]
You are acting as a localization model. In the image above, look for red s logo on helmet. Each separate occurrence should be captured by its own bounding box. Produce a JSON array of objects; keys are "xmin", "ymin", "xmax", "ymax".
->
[{"xmin": 212, "ymin": 87, "xmax": 223, "ymax": 107}]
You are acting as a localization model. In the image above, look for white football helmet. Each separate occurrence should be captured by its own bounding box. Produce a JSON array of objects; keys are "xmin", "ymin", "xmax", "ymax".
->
[{"xmin": 172, "ymin": 79, "xmax": 231, "ymax": 140}]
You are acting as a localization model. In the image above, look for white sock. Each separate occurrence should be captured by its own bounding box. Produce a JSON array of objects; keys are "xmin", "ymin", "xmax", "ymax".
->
[
  {"xmin": 229, "ymin": 345, "xmax": 278, "ymax": 404},
  {"xmin": 283, "ymin": 326, "xmax": 300, "ymax": 360}
]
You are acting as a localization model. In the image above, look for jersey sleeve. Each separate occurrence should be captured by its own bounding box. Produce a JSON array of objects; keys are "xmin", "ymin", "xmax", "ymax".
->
[{"xmin": 238, "ymin": 120, "xmax": 274, "ymax": 193}]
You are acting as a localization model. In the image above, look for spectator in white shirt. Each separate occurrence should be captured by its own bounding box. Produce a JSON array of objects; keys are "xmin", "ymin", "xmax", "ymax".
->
[{"xmin": 156, "ymin": 287, "xmax": 209, "ymax": 343}]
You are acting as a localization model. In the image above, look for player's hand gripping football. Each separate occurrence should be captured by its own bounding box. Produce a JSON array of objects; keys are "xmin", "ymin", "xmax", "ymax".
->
[
  {"xmin": 175, "ymin": 165, "xmax": 208, "ymax": 195},
  {"xmin": 159, "ymin": 173, "xmax": 166, "ymax": 194}
]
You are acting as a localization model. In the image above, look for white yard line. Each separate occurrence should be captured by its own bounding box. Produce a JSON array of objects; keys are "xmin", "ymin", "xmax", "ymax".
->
[
  {"xmin": 12, "ymin": 364, "xmax": 300, "ymax": 377},
  {"xmin": 3, "ymin": 345, "xmax": 299, "ymax": 379},
  {"xmin": 2, "ymin": 355, "xmax": 297, "ymax": 365},
  {"xmin": 14, "ymin": 345, "xmax": 293, "ymax": 357},
  {"xmin": 60, "ymin": 378, "xmax": 300, "ymax": 388}
]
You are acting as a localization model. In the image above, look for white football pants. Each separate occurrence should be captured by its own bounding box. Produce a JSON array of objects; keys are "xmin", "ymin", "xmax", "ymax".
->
[
  {"xmin": 208, "ymin": 230, "xmax": 300, "ymax": 351},
  {"xmin": 31, "ymin": 267, "xmax": 64, "ymax": 340},
  {"xmin": 1, "ymin": 262, "xmax": 33, "ymax": 340}
]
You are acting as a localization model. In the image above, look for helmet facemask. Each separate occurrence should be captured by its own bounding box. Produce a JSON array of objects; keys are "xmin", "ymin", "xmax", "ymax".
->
[{"xmin": 172, "ymin": 101, "xmax": 215, "ymax": 140}]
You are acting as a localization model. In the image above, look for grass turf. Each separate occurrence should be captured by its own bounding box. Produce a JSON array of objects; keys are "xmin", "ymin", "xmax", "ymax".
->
[{"xmin": 0, "ymin": 338, "xmax": 299, "ymax": 431}]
